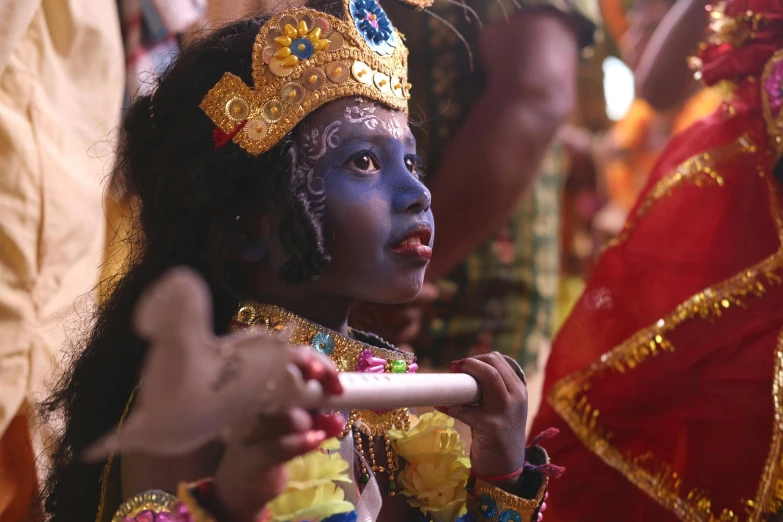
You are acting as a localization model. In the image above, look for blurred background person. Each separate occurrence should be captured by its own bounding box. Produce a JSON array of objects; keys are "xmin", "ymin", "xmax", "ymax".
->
[
  {"xmin": 0, "ymin": 1, "xmax": 123, "ymax": 520},
  {"xmin": 560, "ymin": 0, "xmax": 721, "ymax": 246},
  {"xmin": 352, "ymin": 0, "xmax": 599, "ymax": 423},
  {"xmin": 555, "ymin": 0, "xmax": 721, "ymax": 324}
]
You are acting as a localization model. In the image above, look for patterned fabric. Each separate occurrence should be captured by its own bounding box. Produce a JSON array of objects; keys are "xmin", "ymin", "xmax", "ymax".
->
[{"xmin": 383, "ymin": 0, "xmax": 597, "ymax": 371}]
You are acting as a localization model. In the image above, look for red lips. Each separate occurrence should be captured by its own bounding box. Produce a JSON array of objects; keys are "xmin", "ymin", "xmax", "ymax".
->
[{"xmin": 391, "ymin": 224, "xmax": 433, "ymax": 260}]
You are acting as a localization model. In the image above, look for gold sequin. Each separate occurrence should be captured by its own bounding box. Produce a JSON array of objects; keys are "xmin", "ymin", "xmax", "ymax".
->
[
  {"xmin": 261, "ymin": 46, "xmax": 276, "ymax": 64},
  {"xmin": 244, "ymin": 118, "xmax": 268, "ymax": 140},
  {"xmin": 373, "ymin": 72, "xmax": 392, "ymax": 94},
  {"xmin": 326, "ymin": 61, "xmax": 350, "ymax": 83},
  {"xmin": 327, "ymin": 33, "xmax": 344, "ymax": 51},
  {"xmin": 351, "ymin": 60, "xmax": 373, "ymax": 84},
  {"xmin": 263, "ymin": 100, "xmax": 284, "ymax": 122},
  {"xmin": 313, "ymin": 17, "xmax": 333, "ymax": 37},
  {"xmin": 391, "ymin": 76, "xmax": 404, "ymax": 98},
  {"xmin": 303, "ymin": 67, "xmax": 326, "ymax": 90},
  {"xmin": 279, "ymin": 15, "xmax": 298, "ymax": 32},
  {"xmin": 265, "ymin": 28, "xmax": 283, "ymax": 46},
  {"xmin": 225, "ymin": 98, "xmax": 249, "ymax": 121},
  {"xmin": 281, "ymin": 83, "xmax": 303, "ymax": 104}
]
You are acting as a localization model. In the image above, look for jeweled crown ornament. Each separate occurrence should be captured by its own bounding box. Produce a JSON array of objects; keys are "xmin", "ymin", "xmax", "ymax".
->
[{"xmin": 200, "ymin": 0, "xmax": 410, "ymax": 156}]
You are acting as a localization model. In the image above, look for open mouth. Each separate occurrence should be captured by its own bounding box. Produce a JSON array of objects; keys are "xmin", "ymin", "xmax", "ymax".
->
[{"xmin": 391, "ymin": 224, "xmax": 433, "ymax": 259}]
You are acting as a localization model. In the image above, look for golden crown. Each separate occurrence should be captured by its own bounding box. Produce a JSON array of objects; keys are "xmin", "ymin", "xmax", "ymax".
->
[{"xmin": 200, "ymin": 0, "xmax": 410, "ymax": 155}]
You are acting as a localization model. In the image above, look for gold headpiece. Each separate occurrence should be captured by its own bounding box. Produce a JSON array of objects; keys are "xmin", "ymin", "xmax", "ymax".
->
[{"xmin": 200, "ymin": 0, "xmax": 410, "ymax": 155}]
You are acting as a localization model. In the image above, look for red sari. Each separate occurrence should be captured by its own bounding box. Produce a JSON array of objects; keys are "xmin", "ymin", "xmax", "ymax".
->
[{"xmin": 532, "ymin": 2, "xmax": 783, "ymax": 520}]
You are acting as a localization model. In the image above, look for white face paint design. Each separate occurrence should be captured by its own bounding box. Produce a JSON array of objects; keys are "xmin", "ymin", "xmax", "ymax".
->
[
  {"xmin": 295, "ymin": 98, "xmax": 409, "ymax": 218},
  {"xmin": 296, "ymin": 119, "xmax": 343, "ymax": 215},
  {"xmin": 343, "ymin": 99, "xmax": 405, "ymax": 140}
]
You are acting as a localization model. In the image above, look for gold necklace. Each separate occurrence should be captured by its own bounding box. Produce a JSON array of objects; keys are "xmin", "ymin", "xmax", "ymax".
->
[{"xmin": 232, "ymin": 302, "xmax": 415, "ymax": 495}]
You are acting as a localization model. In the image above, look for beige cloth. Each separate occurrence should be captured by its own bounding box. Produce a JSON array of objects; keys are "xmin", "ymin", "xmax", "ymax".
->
[{"xmin": 0, "ymin": 0, "xmax": 123, "ymax": 465}]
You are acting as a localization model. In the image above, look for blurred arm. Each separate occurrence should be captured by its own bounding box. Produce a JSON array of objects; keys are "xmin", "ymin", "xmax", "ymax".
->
[
  {"xmin": 426, "ymin": 10, "xmax": 580, "ymax": 280},
  {"xmin": 634, "ymin": 0, "xmax": 711, "ymax": 111}
]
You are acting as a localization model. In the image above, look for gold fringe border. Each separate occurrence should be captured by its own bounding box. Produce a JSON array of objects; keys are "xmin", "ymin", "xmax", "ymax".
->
[{"xmin": 606, "ymin": 134, "xmax": 757, "ymax": 251}]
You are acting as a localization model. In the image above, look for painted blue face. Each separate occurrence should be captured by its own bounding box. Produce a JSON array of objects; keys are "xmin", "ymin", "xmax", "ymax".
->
[{"xmin": 297, "ymin": 97, "xmax": 434, "ymax": 304}]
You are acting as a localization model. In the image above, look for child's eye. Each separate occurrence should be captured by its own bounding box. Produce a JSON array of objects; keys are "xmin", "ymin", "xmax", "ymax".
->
[
  {"xmin": 347, "ymin": 151, "xmax": 381, "ymax": 172},
  {"xmin": 404, "ymin": 155, "xmax": 416, "ymax": 173},
  {"xmin": 406, "ymin": 154, "xmax": 425, "ymax": 179}
]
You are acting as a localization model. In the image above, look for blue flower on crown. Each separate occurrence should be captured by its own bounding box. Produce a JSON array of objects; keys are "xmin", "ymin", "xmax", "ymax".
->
[{"xmin": 349, "ymin": 0, "xmax": 398, "ymax": 56}]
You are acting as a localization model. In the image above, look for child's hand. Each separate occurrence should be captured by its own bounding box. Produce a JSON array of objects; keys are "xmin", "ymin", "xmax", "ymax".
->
[
  {"xmin": 214, "ymin": 347, "xmax": 344, "ymax": 522},
  {"xmin": 438, "ymin": 352, "xmax": 528, "ymax": 489}
]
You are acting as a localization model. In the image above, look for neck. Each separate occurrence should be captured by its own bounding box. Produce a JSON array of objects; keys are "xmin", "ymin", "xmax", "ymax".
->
[
  {"xmin": 247, "ymin": 270, "xmax": 353, "ymax": 335},
  {"xmin": 259, "ymin": 291, "xmax": 353, "ymax": 335}
]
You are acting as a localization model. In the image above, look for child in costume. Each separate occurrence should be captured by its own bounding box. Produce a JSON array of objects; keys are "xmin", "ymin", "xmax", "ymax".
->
[
  {"xmin": 41, "ymin": 1, "xmax": 554, "ymax": 521},
  {"xmin": 532, "ymin": 0, "xmax": 783, "ymax": 520}
]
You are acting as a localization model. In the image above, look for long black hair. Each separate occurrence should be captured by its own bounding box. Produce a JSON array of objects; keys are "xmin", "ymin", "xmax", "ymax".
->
[{"xmin": 41, "ymin": 4, "xmax": 342, "ymax": 521}]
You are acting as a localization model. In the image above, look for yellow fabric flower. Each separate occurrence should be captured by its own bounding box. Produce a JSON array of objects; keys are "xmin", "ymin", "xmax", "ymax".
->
[
  {"xmin": 267, "ymin": 483, "xmax": 354, "ymax": 522},
  {"xmin": 398, "ymin": 453, "xmax": 470, "ymax": 522},
  {"xmin": 388, "ymin": 411, "xmax": 471, "ymax": 522},
  {"xmin": 285, "ymin": 448, "xmax": 352, "ymax": 490},
  {"xmin": 266, "ymin": 439, "xmax": 354, "ymax": 521},
  {"xmin": 388, "ymin": 411, "xmax": 466, "ymax": 462},
  {"xmin": 320, "ymin": 437, "xmax": 342, "ymax": 452}
]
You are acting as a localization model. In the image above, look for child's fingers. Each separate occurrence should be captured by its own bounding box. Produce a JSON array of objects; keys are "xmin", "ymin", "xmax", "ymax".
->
[
  {"xmin": 289, "ymin": 346, "xmax": 343, "ymax": 395},
  {"xmin": 453, "ymin": 357, "xmax": 508, "ymax": 408},
  {"xmin": 312, "ymin": 412, "xmax": 346, "ymax": 438},
  {"xmin": 242, "ymin": 408, "xmax": 312, "ymax": 444}
]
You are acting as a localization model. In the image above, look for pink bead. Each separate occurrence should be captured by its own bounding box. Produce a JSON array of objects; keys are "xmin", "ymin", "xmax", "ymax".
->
[
  {"xmin": 544, "ymin": 491, "xmax": 549, "ymax": 500},
  {"xmin": 135, "ymin": 511, "xmax": 156, "ymax": 522},
  {"xmin": 173, "ymin": 504, "xmax": 196, "ymax": 522},
  {"xmin": 407, "ymin": 363, "xmax": 418, "ymax": 373},
  {"xmin": 537, "ymin": 513, "xmax": 543, "ymax": 522},
  {"xmin": 356, "ymin": 350, "xmax": 387, "ymax": 372},
  {"xmin": 541, "ymin": 502, "xmax": 547, "ymax": 512}
]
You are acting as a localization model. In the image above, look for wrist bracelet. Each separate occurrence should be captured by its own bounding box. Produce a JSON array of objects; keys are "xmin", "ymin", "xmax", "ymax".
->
[
  {"xmin": 471, "ymin": 466, "xmax": 525, "ymax": 483},
  {"xmin": 468, "ymin": 478, "xmax": 548, "ymax": 522}
]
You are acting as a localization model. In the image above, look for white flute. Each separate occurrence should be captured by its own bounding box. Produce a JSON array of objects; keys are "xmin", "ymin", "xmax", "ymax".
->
[{"xmin": 298, "ymin": 372, "xmax": 482, "ymax": 410}]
